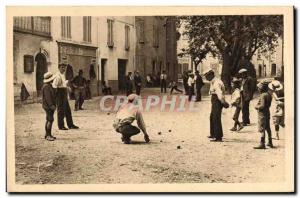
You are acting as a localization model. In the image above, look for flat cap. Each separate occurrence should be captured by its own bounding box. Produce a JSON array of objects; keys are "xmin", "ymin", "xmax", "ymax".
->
[{"xmin": 203, "ymin": 69, "xmax": 214, "ymax": 76}]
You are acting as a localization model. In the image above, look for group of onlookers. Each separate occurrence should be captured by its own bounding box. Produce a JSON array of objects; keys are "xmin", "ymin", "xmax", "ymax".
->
[{"xmin": 203, "ymin": 68, "xmax": 284, "ymax": 149}]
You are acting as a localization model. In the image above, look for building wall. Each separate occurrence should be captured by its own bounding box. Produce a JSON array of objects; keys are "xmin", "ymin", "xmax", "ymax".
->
[
  {"xmin": 135, "ymin": 16, "xmax": 166, "ymax": 80},
  {"xmin": 97, "ymin": 16, "xmax": 135, "ymax": 92},
  {"xmin": 251, "ymin": 37, "xmax": 283, "ymax": 78}
]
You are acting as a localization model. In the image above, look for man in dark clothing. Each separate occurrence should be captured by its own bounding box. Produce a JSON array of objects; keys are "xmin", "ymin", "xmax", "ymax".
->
[
  {"xmin": 42, "ymin": 72, "xmax": 56, "ymax": 141},
  {"xmin": 72, "ymin": 69, "xmax": 86, "ymax": 111},
  {"xmin": 182, "ymin": 71, "xmax": 189, "ymax": 95},
  {"xmin": 134, "ymin": 71, "xmax": 142, "ymax": 95},
  {"xmin": 126, "ymin": 72, "xmax": 133, "ymax": 96},
  {"xmin": 52, "ymin": 62, "xmax": 79, "ymax": 130},
  {"xmin": 195, "ymin": 71, "xmax": 204, "ymax": 102},
  {"xmin": 169, "ymin": 80, "xmax": 183, "ymax": 95},
  {"xmin": 160, "ymin": 70, "xmax": 167, "ymax": 93},
  {"xmin": 254, "ymin": 81, "xmax": 273, "ymax": 149},
  {"xmin": 102, "ymin": 81, "xmax": 112, "ymax": 95},
  {"xmin": 239, "ymin": 68, "xmax": 256, "ymax": 126}
]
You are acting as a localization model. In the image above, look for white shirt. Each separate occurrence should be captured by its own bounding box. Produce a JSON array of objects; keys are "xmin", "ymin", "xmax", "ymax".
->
[
  {"xmin": 209, "ymin": 77, "xmax": 225, "ymax": 101},
  {"xmin": 160, "ymin": 74, "xmax": 167, "ymax": 80},
  {"xmin": 52, "ymin": 72, "xmax": 68, "ymax": 88},
  {"xmin": 231, "ymin": 88, "xmax": 241, "ymax": 105},
  {"xmin": 187, "ymin": 76, "xmax": 195, "ymax": 86}
]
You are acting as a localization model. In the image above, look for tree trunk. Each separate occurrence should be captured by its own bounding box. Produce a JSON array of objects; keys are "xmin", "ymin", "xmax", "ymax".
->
[{"xmin": 221, "ymin": 53, "xmax": 232, "ymax": 92}]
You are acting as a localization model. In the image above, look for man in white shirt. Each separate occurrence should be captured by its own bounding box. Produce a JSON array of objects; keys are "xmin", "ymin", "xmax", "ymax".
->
[
  {"xmin": 204, "ymin": 69, "xmax": 229, "ymax": 142},
  {"xmin": 160, "ymin": 70, "xmax": 167, "ymax": 93},
  {"xmin": 52, "ymin": 62, "xmax": 79, "ymax": 130}
]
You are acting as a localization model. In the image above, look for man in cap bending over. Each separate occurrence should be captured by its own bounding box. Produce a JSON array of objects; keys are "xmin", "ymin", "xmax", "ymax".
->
[{"xmin": 113, "ymin": 94, "xmax": 150, "ymax": 144}]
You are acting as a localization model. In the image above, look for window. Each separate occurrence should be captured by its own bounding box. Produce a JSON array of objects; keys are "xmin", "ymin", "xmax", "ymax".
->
[
  {"xmin": 83, "ymin": 16, "xmax": 92, "ymax": 42},
  {"xmin": 125, "ymin": 25, "xmax": 130, "ymax": 50},
  {"xmin": 138, "ymin": 20, "xmax": 145, "ymax": 43},
  {"xmin": 61, "ymin": 16, "xmax": 71, "ymax": 39},
  {"xmin": 152, "ymin": 25, "xmax": 159, "ymax": 48},
  {"xmin": 13, "ymin": 17, "xmax": 51, "ymax": 37},
  {"xmin": 107, "ymin": 19, "xmax": 114, "ymax": 48}
]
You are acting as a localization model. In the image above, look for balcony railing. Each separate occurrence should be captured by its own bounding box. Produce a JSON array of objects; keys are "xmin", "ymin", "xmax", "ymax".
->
[{"xmin": 14, "ymin": 17, "xmax": 51, "ymax": 37}]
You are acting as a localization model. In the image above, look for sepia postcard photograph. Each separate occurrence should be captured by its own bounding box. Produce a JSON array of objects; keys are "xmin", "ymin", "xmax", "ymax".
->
[{"xmin": 6, "ymin": 6, "xmax": 294, "ymax": 192}]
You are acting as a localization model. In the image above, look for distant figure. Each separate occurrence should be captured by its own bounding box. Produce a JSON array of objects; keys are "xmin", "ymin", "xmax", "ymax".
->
[
  {"xmin": 146, "ymin": 74, "xmax": 153, "ymax": 87},
  {"xmin": 195, "ymin": 71, "xmax": 204, "ymax": 101},
  {"xmin": 102, "ymin": 81, "xmax": 112, "ymax": 95},
  {"xmin": 85, "ymin": 80, "xmax": 92, "ymax": 100},
  {"xmin": 134, "ymin": 71, "xmax": 142, "ymax": 95},
  {"xmin": 187, "ymin": 73, "xmax": 195, "ymax": 101},
  {"xmin": 182, "ymin": 71, "xmax": 189, "ymax": 95},
  {"xmin": 126, "ymin": 72, "xmax": 133, "ymax": 96},
  {"xmin": 269, "ymin": 80, "xmax": 284, "ymax": 140},
  {"xmin": 239, "ymin": 68, "xmax": 256, "ymax": 126},
  {"xmin": 52, "ymin": 62, "xmax": 79, "ymax": 130},
  {"xmin": 168, "ymin": 80, "xmax": 183, "ymax": 95},
  {"xmin": 42, "ymin": 72, "xmax": 56, "ymax": 141},
  {"xmin": 254, "ymin": 80, "xmax": 273, "ymax": 149},
  {"xmin": 230, "ymin": 78, "xmax": 243, "ymax": 132},
  {"xmin": 72, "ymin": 69, "xmax": 86, "ymax": 111},
  {"xmin": 113, "ymin": 94, "xmax": 150, "ymax": 144},
  {"xmin": 204, "ymin": 69, "xmax": 229, "ymax": 142},
  {"xmin": 160, "ymin": 70, "xmax": 167, "ymax": 93}
]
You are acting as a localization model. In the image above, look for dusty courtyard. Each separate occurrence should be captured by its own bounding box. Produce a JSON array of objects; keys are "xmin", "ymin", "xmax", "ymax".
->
[{"xmin": 14, "ymin": 88, "xmax": 285, "ymax": 184}]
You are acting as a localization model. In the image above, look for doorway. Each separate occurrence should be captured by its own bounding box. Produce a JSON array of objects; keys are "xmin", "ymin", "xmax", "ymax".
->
[
  {"xmin": 118, "ymin": 59, "xmax": 127, "ymax": 91},
  {"xmin": 271, "ymin": 63, "xmax": 277, "ymax": 76},
  {"xmin": 258, "ymin": 64, "xmax": 262, "ymax": 77},
  {"xmin": 101, "ymin": 59, "xmax": 107, "ymax": 83},
  {"xmin": 35, "ymin": 53, "xmax": 48, "ymax": 96}
]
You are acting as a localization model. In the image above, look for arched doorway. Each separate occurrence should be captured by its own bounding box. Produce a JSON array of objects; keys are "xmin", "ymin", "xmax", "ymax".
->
[{"xmin": 35, "ymin": 53, "xmax": 48, "ymax": 96}]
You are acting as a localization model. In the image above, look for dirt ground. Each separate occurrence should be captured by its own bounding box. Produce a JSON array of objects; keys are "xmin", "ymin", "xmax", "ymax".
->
[{"xmin": 14, "ymin": 88, "xmax": 285, "ymax": 184}]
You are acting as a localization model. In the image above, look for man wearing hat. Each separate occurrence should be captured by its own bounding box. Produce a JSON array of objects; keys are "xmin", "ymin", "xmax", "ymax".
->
[
  {"xmin": 204, "ymin": 69, "xmax": 229, "ymax": 142},
  {"xmin": 238, "ymin": 68, "xmax": 256, "ymax": 126},
  {"xmin": 195, "ymin": 70, "xmax": 204, "ymax": 102},
  {"xmin": 72, "ymin": 69, "xmax": 86, "ymax": 111},
  {"xmin": 42, "ymin": 72, "xmax": 56, "ymax": 141},
  {"xmin": 254, "ymin": 80, "xmax": 273, "ymax": 149},
  {"xmin": 268, "ymin": 80, "xmax": 284, "ymax": 140},
  {"xmin": 52, "ymin": 61, "xmax": 79, "ymax": 130},
  {"xmin": 113, "ymin": 94, "xmax": 150, "ymax": 144}
]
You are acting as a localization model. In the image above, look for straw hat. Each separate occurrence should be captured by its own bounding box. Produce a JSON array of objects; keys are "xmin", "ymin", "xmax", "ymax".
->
[
  {"xmin": 127, "ymin": 94, "xmax": 139, "ymax": 102},
  {"xmin": 268, "ymin": 80, "xmax": 283, "ymax": 91},
  {"xmin": 43, "ymin": 72, "xmax": 55, "ymax": 83}
]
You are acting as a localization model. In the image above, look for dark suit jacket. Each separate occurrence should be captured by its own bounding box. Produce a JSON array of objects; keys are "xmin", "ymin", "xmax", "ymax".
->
[
  {"xmin": 195, "ymin": 74, "xmax": 204, "ymax": 89},
  {"xmin": 241, "ymin": 76, "xmax": 256, "ymax": 101}
]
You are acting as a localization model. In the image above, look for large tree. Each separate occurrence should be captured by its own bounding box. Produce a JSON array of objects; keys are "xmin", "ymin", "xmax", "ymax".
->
[{"xmin": 180, "ymin": 15, "xmax": 283, "ymax": 89}]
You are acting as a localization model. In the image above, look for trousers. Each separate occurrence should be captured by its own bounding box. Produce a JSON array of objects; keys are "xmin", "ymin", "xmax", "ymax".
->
[
  {"xmin": 210, "ymin": 94, "xmax": 223, "ymax": 139},
  {"xmin": 56, "ymin": 88, "xmax": 74, "ymax": 128}
]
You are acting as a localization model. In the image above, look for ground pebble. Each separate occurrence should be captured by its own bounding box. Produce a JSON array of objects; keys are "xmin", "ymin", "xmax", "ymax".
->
[
  {"xmin": 177, "ymin": 145, "xmax": 181, "ymax": 149},
  {"xmin": 158, "ymin": 132, "xmax": 162, "ymax": 135}
]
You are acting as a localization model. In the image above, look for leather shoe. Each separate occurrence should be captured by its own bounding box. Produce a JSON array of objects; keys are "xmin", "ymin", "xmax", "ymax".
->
[
  {"xmin": 69, "ymin": 125, "xmax": 79, "ymax": 129},
  {"xmin": 59, "ymin": 127, "xmax": 68, "ymax": 130},
  {"xmin": 207, "ymin": 136, "xmax": 214, "ymax": 139},
  {"xmin": 210, "ymin": 138, "xmax": 223, "ymax": 142}
]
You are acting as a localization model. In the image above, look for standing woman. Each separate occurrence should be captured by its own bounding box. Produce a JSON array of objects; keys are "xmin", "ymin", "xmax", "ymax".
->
[{"xmin": 204, "ymin": 69, "xmax": 229, "ymax": 142}]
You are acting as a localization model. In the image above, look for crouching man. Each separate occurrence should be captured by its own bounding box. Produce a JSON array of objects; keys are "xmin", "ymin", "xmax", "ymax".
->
[{"xmin": 113, "ymin": 94, "xmax": 150, "ymax": 144}]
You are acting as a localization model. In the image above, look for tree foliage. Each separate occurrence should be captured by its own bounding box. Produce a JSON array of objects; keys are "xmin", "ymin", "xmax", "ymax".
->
[{"xmin": 179, "ymin": 15, "xmax": 283, "ymax": 88}]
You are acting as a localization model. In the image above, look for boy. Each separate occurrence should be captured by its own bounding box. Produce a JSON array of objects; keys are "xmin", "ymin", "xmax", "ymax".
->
[
  {"xmin": 169, "ymin": 80, "xmax": 183, "ymax": 95},
  {"xmin": 42, "ymin": 72, "xmax": 56, "ymax": 141},
  {"xmin": 254, "ymin": 80, "xmax": 273, "ymax": 149},
  {"xmin": 268, "ymin": 80, "xmax": 284, "ymax": 140},
  {"xmin": 230, "ymin": 78, "xmax": 244, "ymax": 131}
]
